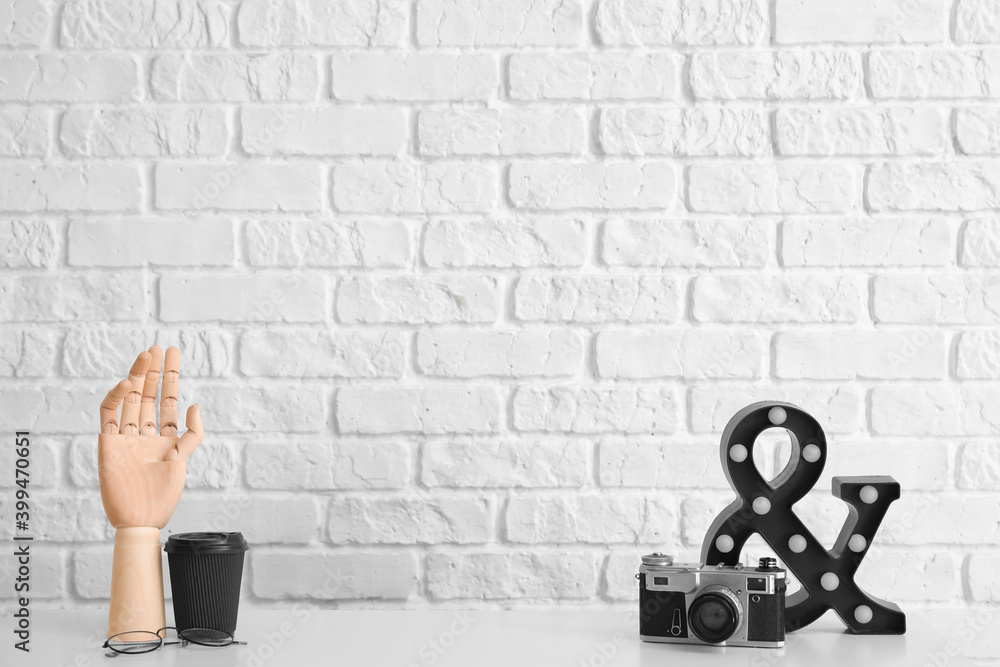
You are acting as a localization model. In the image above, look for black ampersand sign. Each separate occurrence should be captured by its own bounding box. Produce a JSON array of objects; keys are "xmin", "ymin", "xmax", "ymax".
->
[{"xmin": 701, "ymin": 401, "xmax": 906, "ymax": 634}]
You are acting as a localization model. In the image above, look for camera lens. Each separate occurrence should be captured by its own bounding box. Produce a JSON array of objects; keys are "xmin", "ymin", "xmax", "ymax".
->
[{"xmin": 689, "ymin": 587, "xmax": 741, "ymax": 644}]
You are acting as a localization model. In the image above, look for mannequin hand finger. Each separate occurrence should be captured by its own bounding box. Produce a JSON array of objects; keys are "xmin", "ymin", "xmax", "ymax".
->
[
  {"xmin": 120, "ymin": 351, "xmax": 151, "ymax": 436},
  {"xmin": 168, "ymin": 404, "xmax": 203, "ymax": 461},
  {"xmin": 160, "ymin": 346, "xmax": 180, "ymax": 437},
  {"xmin": 139, "ymin": 345, "xmax": 162, "ymax": 436},
  {"xmin": 100, "ymin": 380, "xmax": 131, "ymax": 435}
]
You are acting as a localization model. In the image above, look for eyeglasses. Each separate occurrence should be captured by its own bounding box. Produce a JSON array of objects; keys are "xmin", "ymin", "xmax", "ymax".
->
[{"xmin": 103, "ymin": 626, "xmax": 247, "ymax": 656}]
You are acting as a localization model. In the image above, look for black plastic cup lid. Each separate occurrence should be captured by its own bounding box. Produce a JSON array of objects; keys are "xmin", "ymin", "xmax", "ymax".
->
[{"xmin": 164, "ymin": 532, "xmax": 249, "ymax": 555}]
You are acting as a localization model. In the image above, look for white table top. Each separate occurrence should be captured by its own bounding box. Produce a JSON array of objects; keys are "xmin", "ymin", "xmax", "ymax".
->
[{"xmin": 3, "ymin": 608, "xmax": 973, "ymax": 666}]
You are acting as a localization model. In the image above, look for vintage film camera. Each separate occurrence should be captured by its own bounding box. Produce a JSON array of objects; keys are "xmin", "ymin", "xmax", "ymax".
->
[{"xmin": 638, "ymin": 553, "xmax": 786, "ymax": 648}]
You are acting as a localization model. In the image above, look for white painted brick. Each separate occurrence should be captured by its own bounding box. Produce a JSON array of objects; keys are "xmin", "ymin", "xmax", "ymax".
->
[
  {"xmin": 600, "ymin": 107, "xmax": 768, "ymax": 156},
  {"xmin": 417, "ymin": 329, "xmax": 584, "ymax": 378},
  {"xmin": 689, "ymin": 384, "xmax": 863, "ymax": 434},
  {"xmin": 818, "ymin": 441, "xmax": 951, "ymax": 491},
  {"xmin": 0, "ymin": 0, "xmax": 50, "ymax": 47},
  {"xmin": 241, "ymin": 107, "xmax": 406, "ymax": 156},
  {"xmin": 963, "ymin": 218, "xmax": 1000, "ymax": 265},
  {"xmin": 691, "ymin": 50, "xmax": 861, "ymax": 100},
  {"xmin": 337, "ymin": 386, "xmax": 501, "ymax": 434},
  {"xmin": 240, "ymin": 330, "xmax": 406, "ymax": 378},
  {"xmin": 338, "ymin": 275, "xmax": 499, "ymax": 324},
  {"xmin": 509, "ymin": 53, "xmax": 679, "ymax": 100},
  {"xmin": 603, "ymin": 219, "xmax": 769, "ymax": 267},
  {"xmin": 0, "ymin": 54, "xmax": 138, "ymax": 102},
  {"xmin": 599, "ymin": 441, "xmax": 729, "ymax": 489},
  {"xmin": 62, "ymin": 0, "xmax": 229, "ymax": 47},
  {"xmin": 872, "ymin": 386, "xmax": 1000, "ymax": 436},
  {"xmin": 169, "ymin": 496, "xmax": 317, "ymax": 543},
  {"xmin": 0, "ymin": 219, "xmax": 58, "ymax": 267},
  {"xmin": 0, "ymin": 547, "xmax": 63, "ymax": 598},
  {"xmin": 68, "ymin": 219, "xmax": 235, "ymax": 266},
  {"xmin": 606, "ymin": 551, "xmax": 646, "ymax": 600},
  {"xmin": 424, "ymin": 218, "xmax": 586, "ymax": 268},
  {"xmin": 510, "ymin": 161, "xmax": 676, "ymax": 211},
  {"xmin": 0, "ymin": 436, "xmax": 57, "ymax": 486},
  {"xmin": 73, "ymin": 548, "xmax": 171, "ymax": 600},
  {"xmin": 775, "ymin": 331, "xmax": 946, "ymax": 379},
  {"xmin": 873, "ymin": 275, "xmax": 1000, "ymax": 324},
  {"xmin": 0, "ymin": 163, "xmax": 141, "ymax": 212},
  {"xmin": 957, "ymin": 108, "xmax": 1000, "ymax": 154},
  {"xmin": 506, "ymin": 495, "xmax": 676, "ymax": 543},
  {"xmin": 152, "ymin": 53, "xmax": 319, "ymax": 101},
  {"xmin": 156, "ymin": 163, "xmax": 323, "ymax": 211},
  {"xmin": 693, "ymin": 275, "xmax": 864, "ymax": 323},
  {"xmin": 332, "ymin": 53, "xmax": 497, "ymax": 101},
  {"xmin": 0, "ymin": 274, "xmax": 145, "ymax": 322},
  {"xmin": 62, "ymin": 328, "xmax": 233, "ymax": 378},
  {"xmin": 247, "ymin": 219, "xmax": 410, "ymax": 268},
  {"xmin": 958, "ymin": 331, "xmax": 1000, "ymax": 379},
  {"xmin": 855, "ymin": 552, "xmax": 959, "ymax": 602},
  {"xmin": 776, "ymin": 0, "xmax": 946, "ymax": 43},
  {"xmin": 328, "ymin": 497, "xmax": 493, "ymax": 544},
  {"xmin": 868, "ymin": 162, "xmax": 1000, "ymax": 211},
  {"xmin": 968, "ymin": 553, "xmax": 1000, "ymax": 602},
  {"xmin": 333, "ymin": 162, "xmax": 498, "ymax": 213},
  {"xmin": 60, "ymin": 107, "xmax": 227, "ymax": 157},
  {"xmin": 427, "ymin": 552, "xmax": 598, "ymax": 599},
  {"xmin": 596, "ymin": 330, "xmax": 764, "ymax": 379},
  {"xmin": 417, "ymin": 0, "xmax": 582, "ymax": 46},
  {"xmin": 72, "ymin": 438, "xmax": 237, "ymax": 490},
  {"xmin": 956, "ymin": 0, "xmax": 1000, "ymax": 43},
  {"xmin": 515, "ymin": 275, "xmax": 680, "ymax": 323},
  {"xmin": 195, "ymin": 385, "xmax": 329, "ymax": 432},
  {"xmin": 246, "ymin": 440, "xmax": 410, "ymax": 490},
  {"xmin": 0, "ymin": 107, "xmax": 47, "ymax": 156},
  {"xmin": 682, "ymin": 495, "xmax": 846, "ymax": 548},
  {"xmin": 160, "ymin": 274, "xmax": 326, "ymax": 323},
  {"xmin": 422, "ymin": 439, "xmax": 589, "ymax": 488},
  {"xmin": 418, "ymin": 108, "xmax": 586, "ymax": 157},
  {"xmin": 776, "ymin": 107, "xmax": 947, "ymax": 156},
  {"xmin": 252, "ymin": 552, "xmax": 417, "ymax": 599},
  {"xmin": 0, "ymin": 495, "xmax": 109, "ymax": 541},
  {"xmin": 869, "ymin": 50, "xmax": 1000, "ymax": 98},
  {"xmin": 0, "ymin": 329, "xmax": 56, "ymax": 377},
  {"xmin": 883, "ymin": 495, "xmax": 1000, "ymax": 545},
  {"xmin": 239, "ymin": 0, "xmax": 407, "ymax": 46},
  {"xmin": 689, "ymin": 163, "xmax": 859, "ymax": 213},
  {"xmin": 782, "ymin": 218, "xmax": 950, "ymax": 266},
  {"xmin": 513, "ymin": 386, "xmax": 678, "ymax": 434},
  {"xmin": 595, "ymin": 0, "xmax": 766, "ymax": 45}
]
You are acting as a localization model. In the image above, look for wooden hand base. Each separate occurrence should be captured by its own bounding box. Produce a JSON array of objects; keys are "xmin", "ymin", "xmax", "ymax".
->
[{"xmin": 108, "ymin": 527, "xmax": 165, "ymax": 640}]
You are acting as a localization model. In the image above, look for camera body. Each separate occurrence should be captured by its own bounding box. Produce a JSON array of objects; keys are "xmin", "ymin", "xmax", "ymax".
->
[{"xmin": 638, "ymin": 554, "xmax": 786, "ymax": 648}]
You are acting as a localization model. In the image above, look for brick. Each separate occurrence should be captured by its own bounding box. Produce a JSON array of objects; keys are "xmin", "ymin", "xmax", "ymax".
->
[
  {"xmin": 161, "ymin": 274, "xmax": 326, "ymax": 322},
  {"xmin": 510, "ymin": 161, "xmax": 676, "ymax": 211},
  {"xmin": 595, "ymin": 0, "xmax": 766, "ymax": 45},
  {"xmin": 506, "ymin": 495, "xmax": 676, "ymax": 543},
  {"xmin": 252, "ymin": 552, "xmax": 417, "ymax": 599},
  {"xmin": 958, "ymin": 331, "xmax": 1000, "ymax": 379},
  {"xmin": 239, "ymin": 0, "xmax": 406, "ymax": 46},
  {"xmin": 418, "ymin": 108, "xmax": 586, "ymax": 157},
  {"xmin": 73, "ymin": 548, "xmax": 170, "ymax": 599},
  {"xmin": 62, "ymin": 0, "xmax": 229, "ymax": 47},
  {"xmin": 854, "ymin": 553, "xmax": 959, "ymax": 602},
  {"xmin": 0, "ymin": 54, "xmax": 138, "ymax": 102},
  {"xmin": 0, "ymin": 0, "xmax": 50, "ymax": 47},
  {"xmin": 417, "ymin": 329, "xmax": 584, "ymax": 377},
  {"xmin": 152, "ymin": 53, "xmax": 319, "ymax": 101},
  {"xmin": 873, "ymin": 275, "xmax": 1000, "ymax": 323},
  {"xmin": 0, "ymin": 387, "xmax": 101, "ymax": 433},
  {"xmin": 333, "ymin": 162, "xmax": 498, "ymax": 213},
  {"xmin": 691, "ymin": 50, "xmax": 861, "ymax": 100},
  {"xmin": 818, "ymin": 441, "xmax": 951, "ymax": 491},
  {"xmin": 868, "ymin": 162, "xmax": 1000, "ymax": 211},
  {"xmin": 599, "ymin": 441, "xmax": 729, "ymax": 489},
  {"xmin": 0, "ymin": 495, "xmax": 109, "ymax": 541},
  {"xmin": 169, "ymin": 496, "xmax": 318, "ymax": 543},
  {"xmin": 338, "ymin": 276, "xmax": 499, "ymax": 324},
  {"xmin": 599, "ymin": 107, "xmax": 768, "ymax": 156},
  {"xmin": 62, "ymin": 328, "xmax": 233, "ymax": 378},
  {"xmin": 776, "ymin": 0, "xmax": 946, "ymax": 43},
  {"xmin": 957, "ymin": 108, "xmax": 1000, "ymax": 154},
  {"xmin": 606, "ymin": 551, "xmax": 647, "ymax": 600},
  {"xmin": 418, "ymin": 0, "xmax": 582, "ymax": 46},
  {"xmin": 0, "ymin": 107, "xmax": 48, "ymax": 156},
  {"xmin": 0, "ymin": 219, "xmax": 58, "ymax": 267},
  {"xmin": 0, "ymin": 547, "xmax": 63, "ymax": 598},
  {"xmin": 60, "ymin": 107, "xmax": 227, "ymax": 157},
  {"xmin": 68, "ymin": 219, "xmax": 235, "ymax": 266},
  {"xmin": 422, "ymin": 439, "xmax": 589, "ymax": 488},
  {"xmin": 962, "ymin": 218, "xmax": 1000, "ymax": 265},
  {"xmin": 689, "ymin": 384, "xmax": 863, "ymax": 434},
  {"xmin": 241, "ymin": 107, "xmax": 406, "ymax": 156},
  {"xmin": 424, "ymin": 218, "xmax": 586, "ymax": 268},
  {"xmin": 776, "ymin": 107, "xmax": 946, "ymax": 156},
  {"xmin": 509, "ymin": 53, "xmax": 679, "ymax": 100},
  {"xmin": 196, "ymin": 385, "xmax": 328, "ymax": 432},
  {"xmin": 869, "ymin": 50, "xmax": 1000, "ymax": 98},
  {"xmin": 156, "ymin": 163, "xmax": 322, "ymax": 211},
  {"xmin": 329, "ymin": 497, "xmax": 493, "ymax": 544},
  {"xmin": 968, "ymin": 553, "xmax": 1000, "ymax": 602},
  {"xmin": 72, "ymin": 438, "xmax": 237, "ymax": 490},
  {"xmin": 0, "ymin": 163, "xmax": 141, "ymax": 212},
  {"xmin": 513, "ymin": 386, "xmax": 678, "ymax": 434},
  {"xmin": 338, "ymin": 386, "xmax": 500, "ymax": 434},
  {"xmin": 682, "ymin": 495, "xmax": 847, "ymax": 547},
  {"xmin": 882, "ymin": 495, "xmax": 1000, "ymax": 545},
  {"xmin": 596, "ymin": 330, "xmax": 764, "ymax": 379},
  {"xmin": 247, "ymin": 219, "xmax": 410, "ymax": 268},
  {"xmin": 689, "ymin": 163, "xmax": 858, "ymax": 213},
  {"xmin": 427, "ymin": 552, "xmax": 598, "ymax": 599},
  {"xmin": 0, "ymin": 274, "xmax": 145, "ymax": 322},
  {"xmin": 693, "ymin": 275, "xmax": 864, "ymax": 323},
  {"xmin": 515, "ymin": 275, "xmax": 680, "ymax": 323},
  {"xmin": 332, "ymin": 53, "xmax": 496, "ymax": 101},
  {"xmin": 603, "ymin": 219, "xmax": 769, "ymax": 267},
  {"xmin": 240, "ymin": 330, "xmax": 406, "ymax": 378},
  {"xmin": 246, "ymin": 440, "xmax": 410, "ymax": 490},
  {"xmin": 777, "ymin": 331, "xmax": 945, "ymax": 379},
  {"xmin": 0, "ymin": 329, "xmax": 56, "ymax": 377},
  {"xmin": 872, "ymin": 386, "xmax": 1000, "ymax": 435},
  {"xmin": 956, "ymin": 0, "xmax": 1000, "ymax": 43},
  {"xmin": 0, "ymin": 436, "xmax": 57, "ymax": 487},
  {"xmin": 782, "ymin": 218, "xmax": 950, "ymax": 266}
]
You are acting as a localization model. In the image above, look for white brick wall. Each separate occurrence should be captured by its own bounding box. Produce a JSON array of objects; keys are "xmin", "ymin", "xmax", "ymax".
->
[{"xmin": 0, "ymin": 0, "xmax": 996, "ymax": 646}]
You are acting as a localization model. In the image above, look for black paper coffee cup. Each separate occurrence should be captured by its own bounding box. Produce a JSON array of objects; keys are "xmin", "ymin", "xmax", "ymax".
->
[{"xmin": 164, "ymin": 532, "xmax": 249, "ymax": 639}]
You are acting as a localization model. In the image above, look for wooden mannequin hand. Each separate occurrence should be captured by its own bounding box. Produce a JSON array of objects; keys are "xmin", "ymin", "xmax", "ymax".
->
[{"xmin": 98, "ymin": 346, "xmax": 204, "ymax": 530}]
